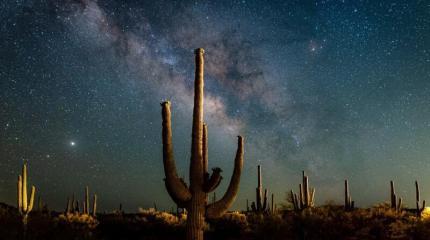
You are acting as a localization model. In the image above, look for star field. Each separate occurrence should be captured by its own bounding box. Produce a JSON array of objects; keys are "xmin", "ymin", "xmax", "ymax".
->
[{"xmin": 0, "ymin": 0, "xmax": 429, "ymax": 211}]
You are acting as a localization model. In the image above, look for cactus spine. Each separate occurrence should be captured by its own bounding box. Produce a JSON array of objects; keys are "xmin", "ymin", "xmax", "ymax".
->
[
  {"xmin": 161, "ymin": 48, "xmax": 244, "ymax": 240},
  {"xmin": 17, "ymin": 162, "xmax": 36, "ymax": 226},
  {"xmin": 344, "ymin": 179, "xmax": 354, "ymax": 211},
  {"xmin": 415, "ymin": 180, "xmax": 425, "ymax": 217},
  {"xmin": 251, "ymin": 165, "xmax": 269, "ymax": 214}
]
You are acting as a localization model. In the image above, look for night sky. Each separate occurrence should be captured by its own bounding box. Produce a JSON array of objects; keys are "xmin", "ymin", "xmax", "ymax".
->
[{"xmin": 1, "ymin": 0, "xmax": 429, "ymax": 212}]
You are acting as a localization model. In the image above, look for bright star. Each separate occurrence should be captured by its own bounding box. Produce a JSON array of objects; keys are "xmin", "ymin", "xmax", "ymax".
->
[{"xmin": 70, "ymin": 141, "xmax": 76, "ymax": 146}]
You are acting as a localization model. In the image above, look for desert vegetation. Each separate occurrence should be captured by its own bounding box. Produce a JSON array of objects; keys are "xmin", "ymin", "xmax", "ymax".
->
[
  {"xmin": 1, "ymin": 48, "xmax": 430, "ymax": 240},
  {"xmin": 3, "ymin": 195, "xmax": 430, "ymax": 240}
]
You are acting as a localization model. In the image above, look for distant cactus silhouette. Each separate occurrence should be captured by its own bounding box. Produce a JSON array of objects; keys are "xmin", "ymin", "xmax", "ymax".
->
[
  {"xmin": 17, "ymin": 162, "xmax": 36, "ymax": 232},
  {"xmin": 271, "ymin": 193, "xmax": 276, "ymax": 214},
  {"xmin": 389, "ymin": 180, "xmax": 402, "ymax": 212},
  {"xmin": 92, "ymin": 194, "xmax": 97, "ymax": 217},
  {"xmin": 81, "ymin": 186, "xmax": 97, "ymax": 216},
  {"xmin": 246, "ymin": 199, "xmax": 249, "ymax": 212},
  {"xmin": 161, "ymin": 48, "xmax": 244, "ymax": 240},
  {"xmin": 251, "ymin": 165, "xmax": 269, "ymax": 214},
  {"xmin": 84, "ymin": 186, "xmax": 90, "ymax": 214},
  {"xmin": 415, "ymin": 180, "xmax": 425, "ymax": 217},
  {"xmin": 344, "ymin": 179, "xmax": 354, "ymax": 211},
  {"xmin": 291, "ymin": 171, "xmax": 315, "ymax": 211},
  {"xmin": 66, "ymin": 196, "xmax": 72, "ymax": 214},
  {"xmin": 65, "ymin": 187, "xmax": 97, "ymax": 216}
]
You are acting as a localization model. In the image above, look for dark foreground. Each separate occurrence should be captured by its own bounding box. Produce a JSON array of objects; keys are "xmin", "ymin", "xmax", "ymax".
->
[{"xmin": 1, "ymin": 203, "xmax": 430, "ymax": 240}]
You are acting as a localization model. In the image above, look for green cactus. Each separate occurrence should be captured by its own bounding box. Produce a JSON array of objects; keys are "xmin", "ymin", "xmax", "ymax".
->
[
  {"xmin": 17, "ymin": 162, "xmax": 36, "ymax": 227},
  {"xmin": 161, "ymin": 48, "xmax": 244, "ymax": 240}
]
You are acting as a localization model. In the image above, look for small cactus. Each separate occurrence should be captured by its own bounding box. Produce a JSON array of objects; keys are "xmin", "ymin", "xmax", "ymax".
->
[
  {"xmin": 389, "ymin": 180, "xmax": 402, "ymax": 212},
  {"xmin": 84, "ymin": 186, "xmax": 90, "ymax": 215},
  {"xmin": 92, "ymin": 194, "xmax": 97, "ymax": 217},
  {"xmin": 271, "ymin": 193, "xmax": 275, "ymax": 214},
  {"xmin": 67, "ymin": 187, "xmax": 97, "ymax": 216},
  {"xmin": 17, "ymin": 162, "xmax": 36, "ymax": 226},
  {"xmin": 344, "ymin": 179, "xmax": 354, "ymax": 211},
  {"xmin": 291, "ymin": 171, "xmax": 315, "ymax": 211},
  {"xmin": 246, "ymin": 199, "xmax": 249, "ymax": 212},
  {"xmin": 75, "ymin": 200, "xmax": 80, "ymax": 213},
  {"xmin": 251, "ymin": 165, "xmax": 269, "ymax": 214},
  {"xmin": 415, "ymin": 180, "xmax": 425, "ymax": 217}
]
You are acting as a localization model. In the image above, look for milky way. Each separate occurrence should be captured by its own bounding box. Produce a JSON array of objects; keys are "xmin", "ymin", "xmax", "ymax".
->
[{"xmin": 0, "ymin": 0, "xmax": 429, "ymax": 211}]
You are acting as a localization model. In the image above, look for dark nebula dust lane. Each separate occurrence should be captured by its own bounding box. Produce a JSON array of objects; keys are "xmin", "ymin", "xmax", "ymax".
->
[{"xmin": 0, "ymin": 0, "xmax": 429, "ymax": 211}]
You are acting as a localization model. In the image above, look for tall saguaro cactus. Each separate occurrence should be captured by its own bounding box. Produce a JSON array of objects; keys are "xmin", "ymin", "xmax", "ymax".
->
[
  {"xmin": 17, "ymin": 162, "xmax": 36, "ymax": 226},
  {"xmin": 290, "ymin": 171, "xmax": 315, "ymax": 211},
  {"xmin": 389, "ymin": 180, "xmax": 402, "ymax": 212},
  {"xmin": 251, "ymin": 165, "xmax": 269, "ymax": 214},
  {"xmin": 161, "ymin": 48, "xmax": 244, "ymax": 240},
  {"xmin": 415, "ymin": 180, "xmax": 425, "ymax": 217},
  {"xmin": 82, "ymin": 186, "xmax": 97, "ymax": 216}
]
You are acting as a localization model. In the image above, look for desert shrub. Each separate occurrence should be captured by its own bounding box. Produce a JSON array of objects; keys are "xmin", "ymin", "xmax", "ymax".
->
[
  {"xmin": 208, "ymin": 211, "xmax": 248, "ymax": 237},
  {"xmin": 251, "ymin": 213, "xmax": 291, "ymax": 240},
  {"xmin": 55, "ymin": 213, "xmax": 99, "ymax": 239},
  {"xmin": 137, "ymin": 207, "xmax": 186, "ymax": 227},
  {"xmin": 57, "ymin": 213, "xmax": 99, "ymax": 230},
  {"xmin": 6, "ymin": 202, "xmax": 430, "ymax": 239}
]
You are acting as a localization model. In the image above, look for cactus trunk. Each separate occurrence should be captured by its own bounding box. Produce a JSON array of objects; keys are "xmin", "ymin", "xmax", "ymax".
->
[
  {"xmin": 18, "ymin": 175, "xmax": 22, "ymax": 214},
  {"xmin": 251, "ymin": 165, "xmax": 270, "ymax": 214},
  {"xmin": 303, "ymin": 173, "xmax": 309, "ymax": 208},
  {"xmin": 271, "ymin": 193, "xmax": 274, "ymax": 214},
  {"xmin": 22, "ymin": 163, "xmax": 27, "ymax": 212},
  {"xmin": 92, "ymin": 194, "xmax": 97, "ymax": 217},
  {"xmin": 415, "ymin": 181, "xmax": 425, "ymax": 217},
  {"xmin": 390, "ymin": 181, "xmax": 396, "ymax": 209},
  {"xmin": 187, "ymin": 196, "xmax": 205, "ymax": 240},
  {"xmin": 344, "ymin": 179, "xmax": 353, "ymax": 211},
  {"xmin": 345, "ymin": 180, "xmax": 349, "ymax": 209}
]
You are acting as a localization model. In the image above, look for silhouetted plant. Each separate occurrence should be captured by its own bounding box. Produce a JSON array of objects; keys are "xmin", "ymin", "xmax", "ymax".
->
[{"xmin": 160, "ymin": 48, "xmax": 244, "ymax": 240}]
